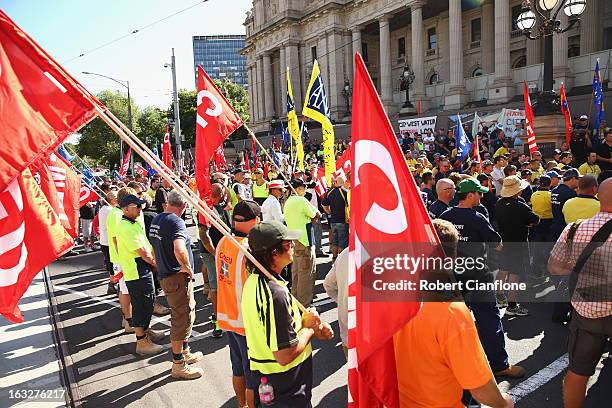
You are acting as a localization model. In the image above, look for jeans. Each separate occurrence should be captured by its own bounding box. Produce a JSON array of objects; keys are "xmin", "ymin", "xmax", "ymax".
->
[
  {"xmin": 467, "ymin": 299, "xmax": 509, "ymax": 372},
  {"xmin": 125, "ymin": 267, "xmax": 155, "ymax": 330},
  {"xmin": 313, "ymin": 219, "xmax": 323, "ymax": 253}
]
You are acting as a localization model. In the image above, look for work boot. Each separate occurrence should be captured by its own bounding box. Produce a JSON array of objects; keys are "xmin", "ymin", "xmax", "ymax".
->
[
  {"xmin": 494, "ymin": 365, "xmax": 526, "ymax": 379},
  {"xmin": 122, "ymin": 317, "xmax": 135, "ymax": 334},
  {"xmin": 211, "ymin": 319, "xmax": 223, "ymax": 338},
  {"xmin": 136, "ymin": 337, "xmax": 164, "ymax": 355},
  {"xmin": 182, "ymin": 349, "xmax": 204, "ymax": 364},
  {"xmin": 153, "ymin": 301, "xmax": 171, "ymax": 316},
  {"xmin": 146, "ymin": 328, "xmax": 165, "ymax": 343},
  {"xmin": 171, "ymin": 360, "xmax": 203, "ymax": 380}
]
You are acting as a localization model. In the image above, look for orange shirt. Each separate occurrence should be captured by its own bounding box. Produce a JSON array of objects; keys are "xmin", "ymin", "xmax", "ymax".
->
[{"xmin": 393, "ymin": 302, "xmax": 492, "ymax": 408}]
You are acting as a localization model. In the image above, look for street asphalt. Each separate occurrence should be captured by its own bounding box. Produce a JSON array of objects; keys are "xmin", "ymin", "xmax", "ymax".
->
[{"xmin": 39, "ymin": 223, "xmax": 610, "ymax": 407}]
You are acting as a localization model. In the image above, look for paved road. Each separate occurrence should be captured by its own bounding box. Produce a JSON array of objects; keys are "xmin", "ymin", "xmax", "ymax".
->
[{"xmin": 43, "ymin": 230, "xmax": 612, "ymax": 407}]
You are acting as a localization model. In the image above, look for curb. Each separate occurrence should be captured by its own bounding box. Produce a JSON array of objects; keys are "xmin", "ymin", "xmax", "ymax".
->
[{"xmin": 42, "ymin": 266, "xmax": 83, "ymax": 408}]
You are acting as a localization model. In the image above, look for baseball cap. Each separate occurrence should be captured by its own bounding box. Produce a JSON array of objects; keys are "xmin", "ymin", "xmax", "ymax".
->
[
  {"xmin": 291, "ymin": 179, "xmax": 306, "ymax": 189},
  {"xmin": 553, "ymin": 148, "xmax": 562, "ymax": 155},
  {"xmin": 457, "ymin": 178, "xmax": 489, "ymax": 194},
  {"xmin": 232, "ymin": 168, "xmax": 245, "ymax": 175},
  {"xmin": 539, "ymin": 175, "xmax": 551, "ymax": 186},
  {"xmin": 232, "ymin": 200, "xmax": 261, "ymax": 222},
  {"xmin": 579, "ymin": 114, "xmax": 588, "ymax": 120},
  {"xmin": 563, "ymin": 168, "xmax": 580, "ymax": 180},
  {"xmin": 243, "ymin": 173, "xmax": 252, "ymax": 179},
  {"xmin": 268, "ymin": 180, "xmax": 285, "ymax": 189},
  {"xmin": 545, "ymin": 171, "xmax": 560, "ymax": 179},
  {"xmin": 248, "ymin": 221, "xmax": 301, "ymax": 252},
  {"xmin": 119, "ymin": 194, "xmax": 146, "ymax": 208}
]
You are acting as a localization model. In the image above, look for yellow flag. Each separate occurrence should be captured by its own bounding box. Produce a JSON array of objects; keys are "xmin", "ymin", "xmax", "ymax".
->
[
  {"xmin": 286, "ymin": 67, "xmax": 304, "ymax": 171},
  {"xmin": 302, "ymin": 60, "xmax": 335, "ymax": 182}
]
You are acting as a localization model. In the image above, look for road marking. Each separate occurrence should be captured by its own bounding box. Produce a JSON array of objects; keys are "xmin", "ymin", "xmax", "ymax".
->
[{"xmin": 508, "ymin": 353, "xmax": 568, "ymax": 402}]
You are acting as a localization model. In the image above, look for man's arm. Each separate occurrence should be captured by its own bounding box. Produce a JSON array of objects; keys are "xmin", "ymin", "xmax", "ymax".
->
[
  {"xmin": 199, "ymin": 225, "xmax": 215, "ymax": 255},
  {"xmin": 136, "ymin": 246, "xmax": 156, "ymax": 268},
  {"xmin": 173, "ymin": 238, "xmax": 193, "ymax": 278},
  {"xmin": 468, "ymin": 379, "xmax": 514, "ymax": 408},
  {"xmin": 548, "ymin": 226, "xmax": 573, "ymax": 275}
]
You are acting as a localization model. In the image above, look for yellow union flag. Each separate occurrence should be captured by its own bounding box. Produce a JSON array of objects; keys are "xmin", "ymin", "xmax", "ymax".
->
[
  {"xmin": 287, "ymin": 67, "xmax": 304, "ymax": 171},
  {"xmin": 302, "ymin": 60, "xmax": 335, "ymax": 182}
]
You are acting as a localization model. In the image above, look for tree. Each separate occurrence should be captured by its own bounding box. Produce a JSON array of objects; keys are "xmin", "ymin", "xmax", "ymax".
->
[
  {"xmin": 137, "ymin": 106, "xmax": 167, "ymax": 151},
  {"xmin": 77, "ymin": 90, "xmax": 140, "ymax": 167}
]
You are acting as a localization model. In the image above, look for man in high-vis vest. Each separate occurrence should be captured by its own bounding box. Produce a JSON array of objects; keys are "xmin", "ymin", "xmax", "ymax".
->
[
  {"xmin": 252, "ymin": 168, "xmax": 269, "ymax": 206},
  {"xmin": 216, "ymin": 200, "xmax": 262, "ymax": 408},
  {"xmin": 242, "ymin": 221, "xmax": 334, "ymax": 407},
  {"xmin": 230, "ymin": 168, "xmax": 248, "ymax": 208}
]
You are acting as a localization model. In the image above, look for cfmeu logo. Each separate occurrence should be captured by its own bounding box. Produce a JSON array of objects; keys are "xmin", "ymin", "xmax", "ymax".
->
[
  {"xmin": 0, "ymin": 178, "xmax": 27, "ymax": 287},
  {"xmin": 196, "ymin": 90, "xmax": 222, "ymax": 129}
]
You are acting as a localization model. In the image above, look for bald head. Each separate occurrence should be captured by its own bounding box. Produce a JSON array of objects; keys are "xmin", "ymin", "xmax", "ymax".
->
[
  {"xmin": 436, "ymin": 178, "xmax": 456, "ymax": 204},
  {"xmin": 599, "ymin": 178, "xmax": 612, "ymax": 212},
  {"xmin": 211, "ymin": 183, "xmax": 223, "ymax": 200}
]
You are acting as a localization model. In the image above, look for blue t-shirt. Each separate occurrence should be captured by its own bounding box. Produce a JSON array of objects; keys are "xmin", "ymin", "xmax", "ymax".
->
[
  {"xmin": 551, "ymin": 184, "xmax": 577, "ymax": 227},
  {"xmin": 149, "ymin": 212, "xmax": 194, "ymax": 280}
]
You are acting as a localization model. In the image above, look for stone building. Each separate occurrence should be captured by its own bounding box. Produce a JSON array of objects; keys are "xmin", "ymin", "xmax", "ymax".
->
[{"xmin": 242, "ymin": 0, "xmax": 612, "ymax": 136}]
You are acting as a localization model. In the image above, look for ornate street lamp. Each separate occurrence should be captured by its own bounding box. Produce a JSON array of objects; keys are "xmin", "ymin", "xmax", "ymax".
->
[
  {"xmin": 516, "ymin": 0, "xmax": 586, "ymax": 115},
  {"xmin": 341, "ymin": 78, "xmax": 352, "ymax": 114},
  {"xmin": 400, "ymin": 64, "xmax": 416, "ymax": 108}
]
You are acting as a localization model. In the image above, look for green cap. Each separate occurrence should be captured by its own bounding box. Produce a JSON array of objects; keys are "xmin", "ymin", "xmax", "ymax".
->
[
  {"xmin": 457, "ymin": 177, "xmax": 489, "ymax": 194},
  {"xmin": 248, "ymin": 221, "xmax": 301, "ymax": 252}
]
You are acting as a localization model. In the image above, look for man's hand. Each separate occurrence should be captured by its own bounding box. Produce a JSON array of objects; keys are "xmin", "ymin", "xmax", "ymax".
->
[
  {"xmin": 301, "ymin": 308, "xmax": 321, "ymax": 330},
  {"xmin": 314, "ymin": 322, "xmax": 334, "ymax": 340},
  {"xmin": 179, "ymin": 264, "xmax": 193, "ymax": 279}
]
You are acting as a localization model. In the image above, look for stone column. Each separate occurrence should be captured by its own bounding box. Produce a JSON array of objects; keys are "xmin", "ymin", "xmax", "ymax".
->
[
  {"xmin": 527, "ymin": 38, "xmax": 542, "ymax": 66},
  {"xmin": 445, "ymin": 0, "xmax": 468, "ymax": 110},
  {"xmin": 351, "ymin": 26, "xmax": 362, "ymax": 73},
  {"xmin": 328, "ymin": 31, "xmax": 347, "ymax": 119},
  {"xmin": 317, "ymin": 33, "xmax": 330, "ymax": 98},
  {"xmin": 256, "ymin": 57, "xmax": 265, "ymax": 122},
  {"xmin": 280, "ymin": 46, "xmax": 288, "ymax": 116},
  {"xmin": 263, "ymin": 52, "xmax": 275, "ymax": 119},
  {"xmin": 553, "ymin": 11, "xmax": 573, "ymax": 91},
  {"xmin": 379, "ymin": 15, "xmax": 395, "ymax": 113},
  {"xmin": 580, "ymin": 0, "xmax": 600, "ymax": 55},
  {"xmin": 247, "ymin": 64, "xmax": 256, "ymax": 122},
  {"xmin": 410, "ymin": 2, "xmax": 428, "ymax": 111},
  {"xmin": 344, "ymin": 32, "xmax": 354, "ymax": 88},
  {"xmin": 286, "ymin": 43, "xmax": 302, "ymax": 113},
  {"xmin": 438, "ymin": 11, "xmax": 450, "ymax": 85},
  {"xmin": 480, "ymin": 0, "xmax": 494, "ymax": 74},
  {"xmin": 489, "ymin": 0, "xmax": 514, "ymax": 104}
]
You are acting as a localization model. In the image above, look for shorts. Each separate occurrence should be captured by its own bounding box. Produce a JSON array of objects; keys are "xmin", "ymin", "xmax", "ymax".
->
[
  {"xmin": 331, "ymin": 223, "xmax": 349, "ymax": 249},
  {"xmin": 125, "ymin": 270, "xmax": 155, "ymax": 330},
  {"xmin": 201, "ymin": 249, "xmax": 217, "ymax": 292},
  {"xmin": 568, "ymin": 310, "xmax": 612, "ymax": 376},
  {"xmin": 161, "ymin": 273, "xmax": 196, "ymax": 341},
  {"xmin": 499, "ymin": 243, "xmax": 529, "ymax": 276},
  {"xmin": 227, "ymin": 331, "xmax": 256, "ymax": 389},
  {"xmin": 114, "ymin": 264, "xmax": 129, "ymax": 295},
  {"xmin": 81, "ymin": 218, "xmax": 94, "ymax": 239}
]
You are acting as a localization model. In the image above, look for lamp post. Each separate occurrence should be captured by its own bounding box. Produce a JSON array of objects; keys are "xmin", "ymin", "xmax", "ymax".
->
[
  {"xmin": 400, "ymin": 64, "xmax": 415, "ymax": 109},
  {"xmin": 82, "ymin": 71, "xmax": 133, "ymax": 169},
  {"xmin": 164, "ymin": 48, "xmax": 183, "ymax": 173},
  {"xmin": 516, "ymin": 0, "xmax": 586, "ymax": 115},
  {"xmin": 341, "ymin": 78, "xmax": 352, "ymax": 115}
]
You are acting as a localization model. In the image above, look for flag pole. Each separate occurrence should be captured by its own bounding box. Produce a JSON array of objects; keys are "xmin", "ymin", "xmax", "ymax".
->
[
  {"xmin": 92, "ymin": 106, "xmax": 310, "ymax": 314},
  {"xmin": 293, "ymin": 120, "xmax": 305, "ymax": 170},
  {"xmin": 247, "ymin": 126, "xmax": 298, "ymax": 196}
]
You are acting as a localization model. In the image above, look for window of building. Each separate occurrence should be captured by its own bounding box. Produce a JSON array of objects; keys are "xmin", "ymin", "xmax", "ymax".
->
[
  {"xmin": 568, "ymin": 35, "xmax": 580, "ymax": 58},
  {"xmin": 362, "ymin": 42, "xmax": 369, "ymax": 62},
  {"xmin": 311, "ymin": 46, "xmax": 317, "ymax": 62},
  {"xmin": 511, "ymin": 5, "xmax": 522, "ymax": 31},
  {"xmin": 471, "ymin": 18, "xmax": 481, "ymax": 43},
  {"xmin": 398, "ymin": 37, "xmax": 405, "ymax": 59},
  {"xmin": 429, "ymin": 73, "xmax": 439, "ymax": 85},
  {"xmin": 512, "ymin": 55, "xmax": 526, "ymax": 68},
  {"xmin": 428, "ymin": 27, "xmax": 437, "ymax": 50},
  {"xmin": 472, "ymin": 67, "xmax": 483, "ymax": 77}
]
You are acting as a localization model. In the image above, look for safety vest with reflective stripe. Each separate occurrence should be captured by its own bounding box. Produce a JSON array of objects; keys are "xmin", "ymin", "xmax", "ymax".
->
[
  {"xmin": 215, "ymin": 235, "xmax": 248, "ymax": 335},
  {"xmin": 252, "ymin": 180, "xmax": 269, "ymax": 199}
]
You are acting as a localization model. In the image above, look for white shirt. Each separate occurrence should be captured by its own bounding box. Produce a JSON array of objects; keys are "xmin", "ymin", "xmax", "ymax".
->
[
  {"xmin": 491, "ymin": 166, "xmax": 505, "ymax": 196},
  {"xmin": 98, "ymin": 204, "xmax": 112, "ymax": 246},
  {"xmin": 261, "ymin": 195, "xmax": 284, "ymax": 223},
  {"xmin": 423, "ymin": 134, "xmax": 435, "ymax": 151},
  {"xmin": 324, "ymin": 248, "xmax": 349, "ymax": 345}
]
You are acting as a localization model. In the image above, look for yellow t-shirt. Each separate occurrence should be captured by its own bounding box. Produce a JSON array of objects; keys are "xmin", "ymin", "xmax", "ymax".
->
[
  {"xmin": 406, "ymin": 158, "xmax": 418, "ymax": 167},
  {"xmin": 283, "ymin": 195, "xmax": 317, "ymax": 247},
  {"xmin": 105, "ymin": 207, "xmax": 124, "ymax": 263},
  {"xmin": 494, "ymin": 147, "xmax": 509, "ymax": 157},
  {"xmin": 116, "ymin": 216, "xmax": 152, "ymax": 281},
  {"xmin": 531, "ymin": 190, "xmax": 553, "ymax": 219},
  {"xmin": 578, "ymin": 162, "xmax": 602, "ymax": 177},
  {"xmin": 562, "ymin": 196, "xmax": 600, "ymax": 224}
]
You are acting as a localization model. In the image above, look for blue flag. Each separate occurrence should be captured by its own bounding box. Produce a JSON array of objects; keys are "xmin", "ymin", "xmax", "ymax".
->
[
  {"xmin": 593, "ymin": 59, "xmax": 605, "ymax": 139},
  {"xmin": 57, "ymin": 144, "xmax": 74, "ymax": 162},
  {"xmin": 82, "ymin": 163, "xmax": 94, "ymax": 186},
  {"xmin": 147, "ymin": 146, "xmax": 159, "ymax": 177},
  {"xmin": 113, "ymin": 170, "xmax": 123, "ymax": 181},
  {"xmin": 456, "ymin": 114, "xmax": 471, "ymax": 163}
]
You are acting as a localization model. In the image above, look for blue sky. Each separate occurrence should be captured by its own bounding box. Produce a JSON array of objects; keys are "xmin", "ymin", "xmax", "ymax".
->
[{"xmin": 1, "ymin": 0, "xmax": 251, "ymax": 109}]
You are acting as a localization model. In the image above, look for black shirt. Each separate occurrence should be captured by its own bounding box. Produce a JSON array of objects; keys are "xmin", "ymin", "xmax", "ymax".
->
[
  {"xmin": 79, "ymin": 204, "xmax": 94, "ymax": 220},
  {"xmin": 520, "ymin": 184, "xmax": 533, "ymax": 203},
  {"xmin": 321, "ymin": 188, "xmax": 348, "ymax": 224},
  {"xmin": 209, "ymin": 205, "xmax": 231, "ymax": 247},
  {"xmin": 595, "ymin": 142, "xmax": 612, "ymax": 171},
  {"xmin": 551, "ymin": 183, "xmax": 577, "ymax": 227},
  {"xmin": 149, "ymin": 212, "xmax": 194, "ymax": 280},
  {"xmin": 428, "ymin": 200, "xmax": 449, "ymax": 219},
  {"xmin": 154, "ymin": 187, "xmax": 169, "ymax": 213},
  {"xmin": 421, "ymin": 187, "xmax": 436, "ymax": 204},
  {"xmin": 480, "ymin": 190, "xmax": 498, "ymax": 223},
  {"xmin": 495, "ymin": 197, "xmax": 540, "ymax": 242},
  {"xmin": 569, "ymin": 132, "xmax": 590, "ymax": 165}
]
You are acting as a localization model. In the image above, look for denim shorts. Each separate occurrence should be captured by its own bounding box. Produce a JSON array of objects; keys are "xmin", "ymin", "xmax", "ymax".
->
[
  {"xmin": 200, "ymin": 250, "xmax": 217, "ymax": 291},
  {"xmin": 331, "ymin": 223, "xmax": 349, "ymax": 249},
  {"xmin": 227, "ymin": 331, "xmax": 256, "ymax": 389}
]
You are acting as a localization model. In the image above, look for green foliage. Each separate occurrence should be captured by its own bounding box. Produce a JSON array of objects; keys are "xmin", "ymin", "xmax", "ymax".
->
[{"xmin": 137, "ymin": 106, "xmax": 167, "ymax": 149}]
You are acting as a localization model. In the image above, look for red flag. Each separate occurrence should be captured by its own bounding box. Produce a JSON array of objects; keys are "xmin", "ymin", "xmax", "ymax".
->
[
  {"xmin": 244, "ymin": 149, "xmax": 251, "ymax": 172},
  {"xmin": 79, "ymin": 185, "xmax": 99, "ymax": 208},
  {"xmin": 251, "ymin": 136, "xmax": 259, "ymax": 169},
  {"xmin": 162, "ymin": 126, "xmax": 173, "ymax": 170},
  {"xmin": 0, "ymin": 168, "xmax": 74, "ymax": 322},
  {"xmin": 195, "ymin": 65, "xmax": 243, "ymax": 208},
  {"xmin": 263, "ymin": 161, "xmax": 270, "ymax": 181},
  {"xmin": 523, "ymin": 81, "xmax": 538, "ymax": 155},
  {"xmin": 473, "ymin": 133, "xmax": 481, "ymax": 164},
  {"xmin": 349, "ymin": 53, "xmax": 440, "ymax": 408},
  {"xmin": 417, "ymin": 100, "xmax": 421, "ymax": 116},
  {"xmin": 0, "ymin": 11, "xmax": 97, "ymax": 192},
  {"xmin": 560, "ymin": 82, "xmax": 573, "ymax": 146},
  {"xmin": 37, "ymin": 153, "xmax": 81, "ymax": 237},
  {"xmin": 333, "ymin": 144, "xmax": 352, "ymax": 180},
  {"xmin": 135, "ymin": 163, "xmax": 148, "ymax": 178},
  {"xmin": 120, "ymin": 148, "xmax": 131, "ymax": 178},
  {"xmin": 213, "ymin": 145, "xmax": 227, "ymax": 171},
  {"xmin": 313, "ymin": 167, "xmax": 328, "ymax": 198}
]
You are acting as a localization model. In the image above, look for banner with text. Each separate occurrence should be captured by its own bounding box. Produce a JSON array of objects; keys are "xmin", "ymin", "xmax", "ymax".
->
[{"xmin": 398, "ymin": 116, "xmax": 437, "ymax": 137}]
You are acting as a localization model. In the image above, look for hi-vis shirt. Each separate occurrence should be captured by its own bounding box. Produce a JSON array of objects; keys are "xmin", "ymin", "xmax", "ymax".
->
[
  {"xmin": 216, "ymin": 235, "xmax": 249, "ymax": 336},
  {"xmin": 241, "ymin": 272, "xmax": 312, "ymax": 374}
]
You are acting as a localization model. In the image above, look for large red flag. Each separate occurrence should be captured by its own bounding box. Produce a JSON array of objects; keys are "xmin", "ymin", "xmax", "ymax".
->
[
  {"xmin": 560, "ymin": 82, "xmax": 573, "ymax": 147},
  {"xmin": 37, "ymin": 152, "xmax": 81, "ymax": 237},
  {"xmin": 79, "ymin": 185, "xmax": 99, "ymax": 208},
  {"xmin": 348, "ymin": 53, "xmax": 440, "ymax": 407},
  {"xmin": 333, "ymin": 143, "xmax": 352, "ymax": 180},
  {"xmin": 162, "ymin": 126, "xmax": 173, "ymax": 170},
  {"xmin": 0, "ymin": 168, "xmax": 74, "ymax": 322},
  {"xmin": 0, "ymin": 10, "xmax": 97, "ymax": 192},
  {"xmin": 523, "ymin": 81, "xmax": 539, "ymax": 155},
  {"xmin": 120, "ymin": 148, "xmax": 131, "ymax": 178},
  {"xmin": 195, "ymin": 65, "xmax": 243, "ymax": 208}
]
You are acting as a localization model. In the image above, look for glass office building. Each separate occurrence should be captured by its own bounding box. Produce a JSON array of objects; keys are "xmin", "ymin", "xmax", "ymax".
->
[{"xmin": 192, "ymin": 35, "xmax": 247, "ymax": 87}]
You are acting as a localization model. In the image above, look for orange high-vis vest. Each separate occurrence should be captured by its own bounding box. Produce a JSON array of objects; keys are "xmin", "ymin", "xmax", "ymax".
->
[{"xmin": 215, "ymin": 235, "xmax": 249, "ymax": 336}]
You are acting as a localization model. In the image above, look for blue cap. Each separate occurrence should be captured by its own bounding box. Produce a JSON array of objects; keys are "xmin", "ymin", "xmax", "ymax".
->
[
  {"xmin": 562, "ymin": 168, "xmax": 580, "ymax": 180},
  {"xmin": 545, "ymin": 171, "xmax": 559, "ymax": 179}
]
